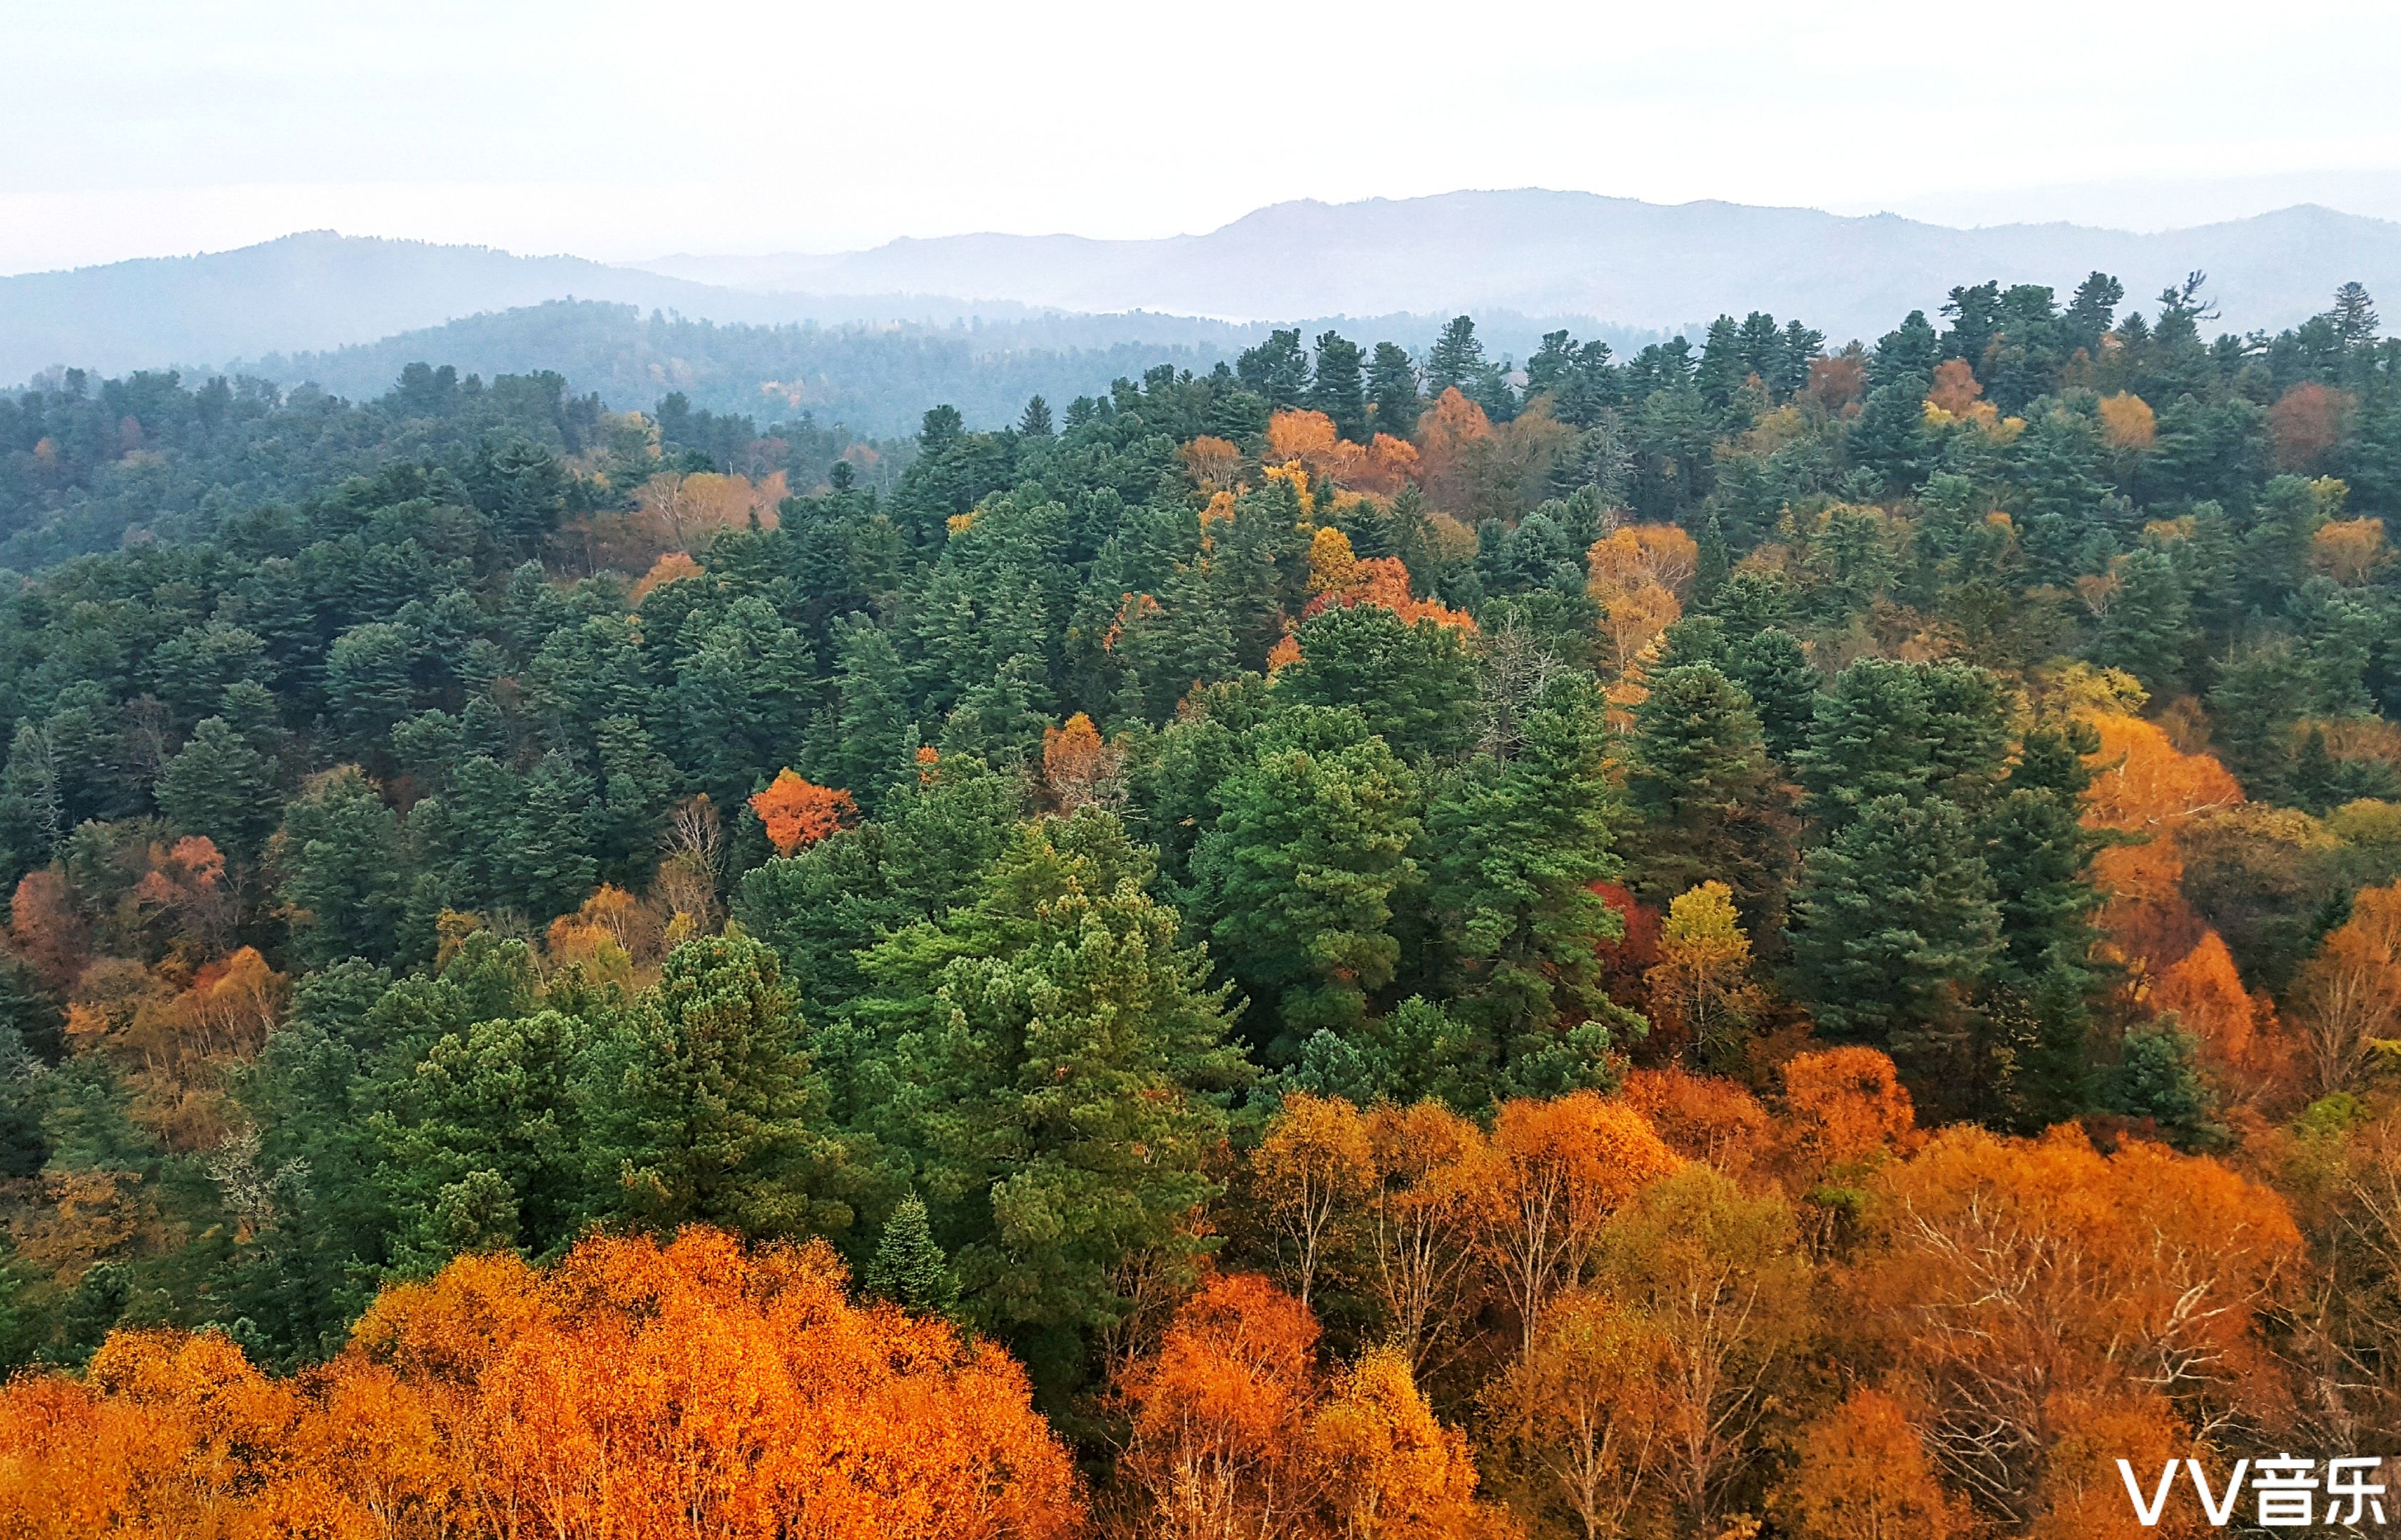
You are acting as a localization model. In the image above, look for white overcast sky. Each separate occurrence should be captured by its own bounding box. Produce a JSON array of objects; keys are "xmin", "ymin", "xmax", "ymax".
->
[{"xmin": 7, "ymin": 0, "xmax": 2401, "ymax": 274}]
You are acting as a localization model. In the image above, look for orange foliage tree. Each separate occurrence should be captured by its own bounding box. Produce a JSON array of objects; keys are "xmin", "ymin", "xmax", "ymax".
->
[
  {"xmin": 1119, "ymin": 1271, "xmax": 1324, "ymax": 1539},
  {"xmin": 748, "ymin": 768, "xmax": 858, "ymax": 857},
  {"xmin": 1301, "ymin": 528, "xmax": 1474, "ymax": 634},
  {"xmin": 2292, "ymin": 879, "xmax": 2401, "ymax": 1093},
  {"xmin": 1180, "ymin": 434, "xmax": 1245, "ymax": 494},
  {"xmin": 1361, "ymin": 1099, "xmax": 1491, "ymax": 1374},
  {"xmin": 1252, "ymin": 1091, "xmax": 1374, "ymax": 1309},
  {"xmin": 2269, "ymin": 382, "xmax": 2352, "ymax": 473},
  {"xmin": 1772, "ymin": 1387, "xmax": 1968, "ymax": 1540},
  {"xmin": 1119, "ymin": 1273, "xmax": 1509, "ymax": 1540},
  {"xmin": 1849, "ymin": 1126, "xmax": 2298, "ymax": 1519},
  {"xmin": 2081, "ymin": 712, "xmax": 2245, "ymax": 977},
  {"xmin": 1478, "ymin": 1093, "xmax": 1681, "ymax": 1352},
  {"xmin": 1042, "ymin": 711, "xmax": 1123, "ymax": 810},
  {"xmin": 0, "ymin": 1228, "xmax": 1085, "ymax": 1539},
  {"xmin": 1780, "ymin": 1046, "xmax": 1920, "ymax": 1176}
]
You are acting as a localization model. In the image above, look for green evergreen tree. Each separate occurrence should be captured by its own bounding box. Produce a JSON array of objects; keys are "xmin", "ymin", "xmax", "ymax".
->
[
  {"xmin": 1236, "ymin": 328, "xmax": 1309, "ymax": 407},
  {"xmin": 853, "ymin": 810, "xmax": 1249, "ymax": 1382},
  {"xmin": 1621, "ymin": 665, "xmax": 1796, "ymax": 926},
  {"xmin": 1794, "ymin": 658, "xmax": 2009, "ymax": 828},
  {"xmin": 1724, "ymin": 627, "xmax": 1818, "ymax": 764},
  {"xmin": 1307, "ymin": 330, "xmax": 1368, "ymax": 442},
  {"xmin": 1786, "ymin": 793, "xmax": 2002, "ymax": 1076},
  {"xmin": 583, "ymin": 931, "xmax": 851, "ymax": 1238},
  {"xmin": 1423, "ymin": 676, "xmax": 1637, "ymax": 1083},
  {"xmin": 1017, "ymin": 394, "xmax": 1054, "ymax": 437},
  {"xmin": 823, "ymin": 618, "xmax": 922, "ymax": 811},
  {"xmin": 156, "ymin": 716, "xmax": 281, "ymax": 860},
  {"xmin": 1366, "ymin": 342, "xmax": 1423, "ymax": 437},
  {"xmin": 864, "ymin": 1192, "xmax": 958, "ymax": 1312},
  {"xmin": 1188, "ymin": 707, "xmax": 1421, "ymax": 1046},
  {"xmin": 274, "ymin": 767, "xmax": 410, "ymax": 968},
  {"xmin": 2104, "ymin": 1019, "xmax": 2225, "ymax": 1150},
  {"xmin": 1274, "ymin": 603, "xmax": 1479, "ymax": 760},
  {"xmin": 1425, "ymin": 316, "xmax": 1487, "ymax": 396},
  {"xmin": 2090, "ymin": 548, "xmax": 2191, "ymax": 695}
]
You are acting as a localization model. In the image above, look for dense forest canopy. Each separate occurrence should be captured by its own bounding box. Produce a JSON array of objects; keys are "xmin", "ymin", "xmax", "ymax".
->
[{"xmin": 4, "ymin": 269, "xmax": 2401, "ymax": 1536}]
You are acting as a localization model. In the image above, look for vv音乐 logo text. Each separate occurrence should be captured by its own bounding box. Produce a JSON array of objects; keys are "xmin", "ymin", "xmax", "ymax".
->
[{"xmin": 2121, "ymin": 1456, "xmax": 2390, "ymax": 1528}]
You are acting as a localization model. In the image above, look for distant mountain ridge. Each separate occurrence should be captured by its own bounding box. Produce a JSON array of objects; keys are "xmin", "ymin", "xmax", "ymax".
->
[
  {"xmin": 9, "ymin": 190, "xmax": 2401, "ymax": 387},
  {"xmin": 641, "ymin": 190, "xmax": 2401, "ymax": 338},
  {"xmin": 0, "ymin": 232, "xmax": 1037, "ymax": 384}
]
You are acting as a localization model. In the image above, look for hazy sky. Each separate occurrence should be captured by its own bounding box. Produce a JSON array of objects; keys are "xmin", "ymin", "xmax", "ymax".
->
[{"xmin": 9, "ymin": 0, "xmax": 2401, "ymax": 275}]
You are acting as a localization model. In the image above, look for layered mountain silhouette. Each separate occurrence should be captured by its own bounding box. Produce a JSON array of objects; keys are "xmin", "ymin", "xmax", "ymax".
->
[
  {"xmin": 642, "ymin": 190, "xmax": 2401, "ymax": 338},
  {"xmin": 9, "ymin": 189, "xmax": 2401, "ymax": 386}
]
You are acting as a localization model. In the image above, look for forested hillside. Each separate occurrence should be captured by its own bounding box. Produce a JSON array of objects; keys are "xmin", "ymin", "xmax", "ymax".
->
[{"xmin": 4, "ymin": 272, "xmax": 2401, "ymax": 1536}]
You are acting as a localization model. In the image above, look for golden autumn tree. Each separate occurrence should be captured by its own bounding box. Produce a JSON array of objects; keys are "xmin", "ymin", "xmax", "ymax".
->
[
  {"xmin": 1309, "ymin": 1345, "xmax": 1513, "ymax": 1539},
  {"xmin": 1253, "ymin": 1091, "xmax": 1375, "ymax": 1310},
  {"xmin": 2292, "ymin": 880, "xmax": 2401, "ymax": 1093},
  {"xmin": 1478, "ymin": 1093, "xmax": 1682, "ymax": 1352},
  {"xmin": 2081, "ymin": 712, "xmax": 2245, "ymax": 978},
  {"xmin": 1847, "ymin": 1126, "xmax": 2298, "ymax": 1519},
  {"xmin": 1595, "ymin": 1166, "xmax": 1815, "ymax": 1536},
  {"xmin": 1645, "ymin": 882, "xmax": 1768, "ymax": 1067},
  {"xmin": 2096, "ymin": 392, "xmax": 2157, "ymax": 452},
  {"xmin": 1300, "ymin": 526, "xmax": 1474, "ymax": 636},
  {"xmin": 748, "ymin": 768, "xmax": 858, "ymax": 857},
  {"xmin": 1361, "ymin": 1099, "xmax": 1491, "ymax": 1374},
  {"xmin": 1484, "ymin": 1289, "xmax": 1670, "ymax": 1540},
  {"xmin": 1412, "ymin": 387, "xmax": 1496, "ymax": 514},
  {"xmin": 1772, "ymin": 1387, "xmax": 1968, "ymax": 1540},
  {"xmin": 1926, "ymin": 359, "xmax": 1985, "ymax": 419},
  {"xmin": 1119, "ymin": 1271, "xmax": 1324, "ymax": 1540},
  {"xmin": 2022, "ymin": 1392, "xmax": 2205, "ymax": 1540},
  {"xmin": 9, "ymin": 867, "xmax": 88, "ymax": 991},
  {"xmin": 1586, "ymin": 525, "xmax": 1698, "ymax": 680},
  {"xmin": 2147, "ymin": 928, "xmax": 2285, "ymax": 1093},
  {"xmin": 1042, "ymin": 712, "xmax": 1123, "ymax": 810},
  {"xmin": 2310, "ymin": 516, "xmax": 2387, "ymax": 584}
]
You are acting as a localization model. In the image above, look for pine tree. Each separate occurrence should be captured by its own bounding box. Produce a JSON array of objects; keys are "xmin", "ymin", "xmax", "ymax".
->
[
  {"xmin": 1695, "ymin": 315, "xmax": 1749, "ymax": 410},
  {"xmin": 1274, "ymin": 603, "xmax": 1480, "ymax": 760},
  {"xmin": 1425, "ymin": 675, "xmax": 1636, "ymax": 1086},
  {"xmin": 1424, "ymin": 316, "xmax": 1486, "ymax": 396},
  {"xmin": 1786, "ymin": 794, "xmax": 2002, "ymax": 1075},
  {"xmin": 1725, "ymin": 627, "xmax": 1818, "ymax": 765},
  {"xmin": 2090, "ymin": 549, "xmax": 2191, "ymax": 695},
  {"xmin": 1794, "ymin": 658, "xmax": 2009, "ymax": 827},
  {"xmin": 1621, "ymin": 665, "xmax": 1797, "ymax": 927},
  {"xmin": 583, "ymin": 931, "xmax": 850, "ymax": 1238},
  {"xmin": 856, "ymin": 810, "xmax": 1250, "ymax": 1362},
  {"xmin": 1017, "ymin": 394, "xmax": 1055, "ymax": 437},
  {"xmin": 156, "ymin": 716, "xmax": 281, "ymax": 860},
  {"xmin": 1366, "ymin": 342, "xmax": 1424, "ymax": 437},
  {"xmin": 1189, "ymin": 708, "xmax": 1421, "ymax": 1046},
  {"xmin": 1694, "ymin": 509, "xmax": 1731, "ymax": 603},
  {"xmin": 865, "ymin": 1193, "xmax": 958, "ymax": 1311},
  {"xmin": 1237, "ymin": 329, "xmax": 1309, "ymax": 407},
  {"xmin": 275, "ymin": 766, "xmax": 409, "ymax": 968},
  {"xmin": 823, "ymin": 618, "xmax": 921, "ymax": 811},
  {"xmin": 1307, "ymin": 330, "xmax": 1368, "ymax": 443}
]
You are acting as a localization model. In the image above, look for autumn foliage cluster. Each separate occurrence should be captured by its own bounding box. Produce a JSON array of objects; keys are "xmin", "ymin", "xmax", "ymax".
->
[{"xmin": 0, "ymin": 1229, "xmax": 1079, "ymax": 1539}]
